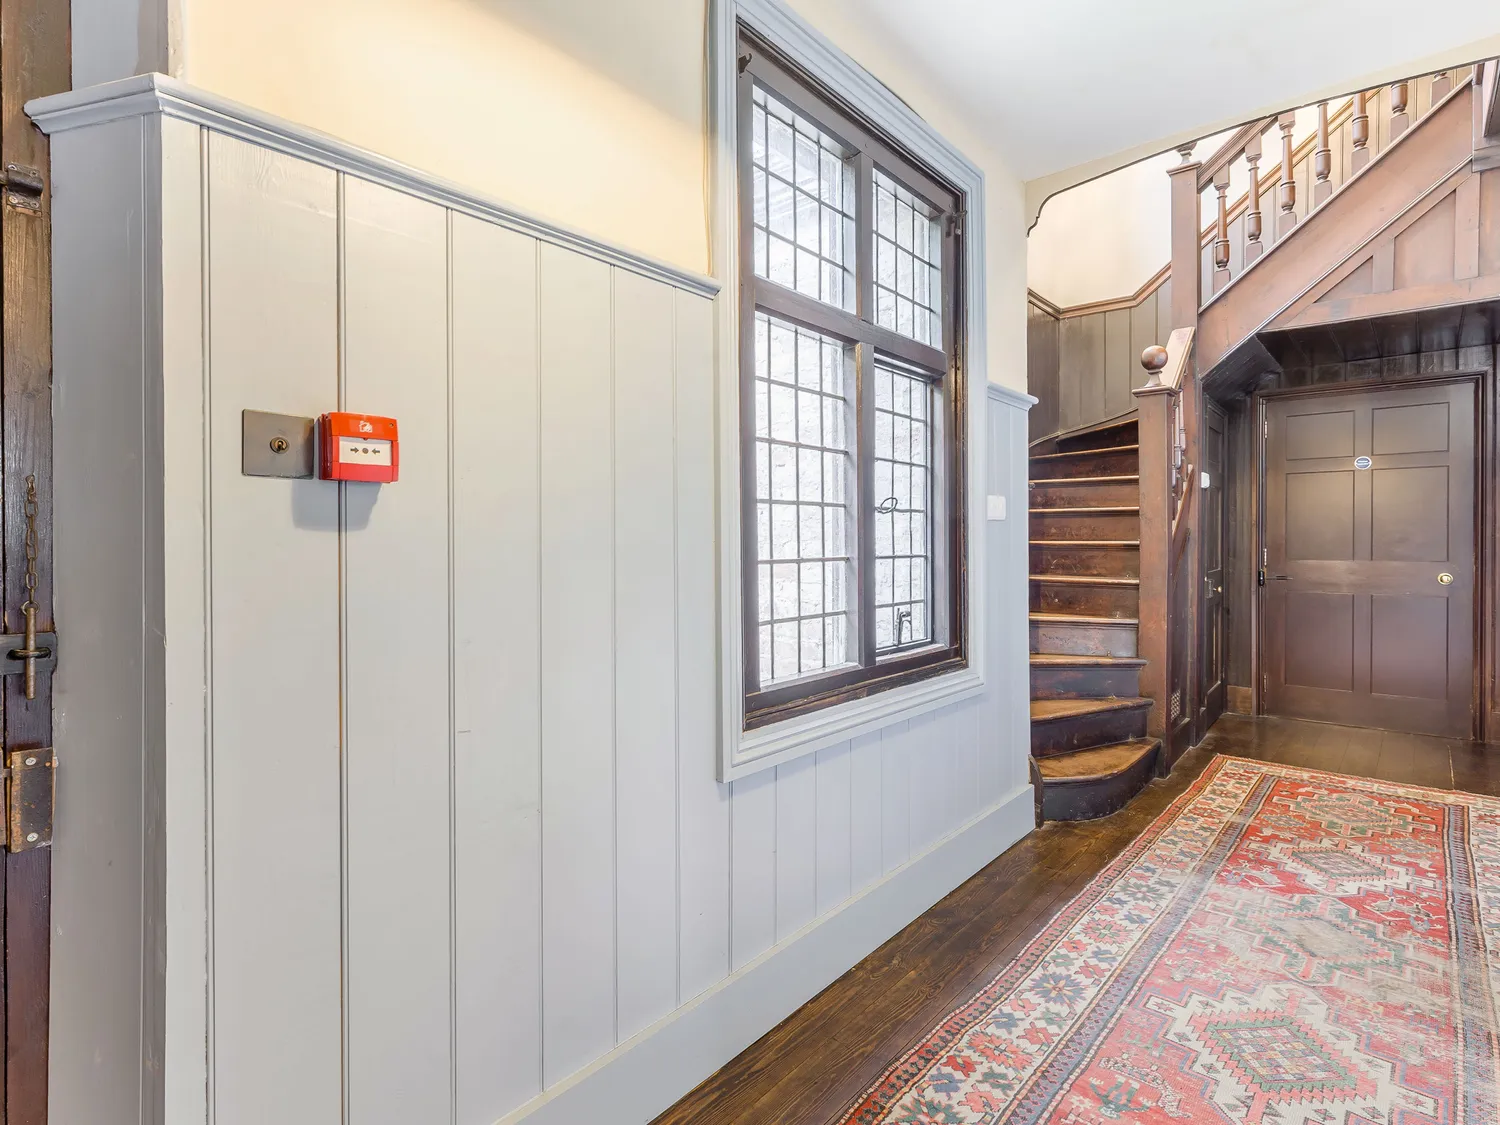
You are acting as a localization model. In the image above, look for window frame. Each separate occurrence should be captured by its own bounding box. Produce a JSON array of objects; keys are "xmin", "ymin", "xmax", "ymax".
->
[
  {"xmin": 737, "ymin": 32, "xmax": 970, "ymax": 731},
  {"xmin": 713, "ymin": 0, "xmax": 990, "ymax": 782}
]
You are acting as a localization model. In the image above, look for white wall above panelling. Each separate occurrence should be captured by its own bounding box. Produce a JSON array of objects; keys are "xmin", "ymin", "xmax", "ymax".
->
[{"xmin": 38, "ymin": 74, "xmax": 1036, "ymax": 1125}]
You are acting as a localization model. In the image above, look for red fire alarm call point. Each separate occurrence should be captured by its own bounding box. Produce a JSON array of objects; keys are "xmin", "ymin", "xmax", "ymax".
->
[{"xmin": 319, "ymin": 412, "xmax": 399, "ymax": 483}]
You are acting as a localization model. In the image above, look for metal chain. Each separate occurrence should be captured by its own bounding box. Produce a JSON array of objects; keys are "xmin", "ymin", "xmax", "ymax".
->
[{"xmin": 20, "ymin": 473, "xmax": 37, "ymax": 616}]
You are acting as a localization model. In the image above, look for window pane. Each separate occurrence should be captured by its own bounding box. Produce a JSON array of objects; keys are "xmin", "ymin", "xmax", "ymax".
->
[
  {"xmin": 873, "ymin": 362, "xmax": 934, "ymax": 652},
  {"xmin": 753, "ymin": 311, "xmax": 857, "ymax": 685},
  {"xmin": 873, "ymin": 167, "xmax": 943, "ymax": 348},
  {"xmin": 751, "ymin": 86, "xmax": 857, "ymax": 312}
]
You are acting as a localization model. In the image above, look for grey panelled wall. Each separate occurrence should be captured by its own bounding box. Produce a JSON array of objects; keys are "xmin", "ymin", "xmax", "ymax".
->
[
  {"xmin": 1028, "ymin": 277, "xmax": 1173, "ymax": 440},
  {"xmin": 45, "ymin": 92, "xmax": 1036, "ymax": 1125}
]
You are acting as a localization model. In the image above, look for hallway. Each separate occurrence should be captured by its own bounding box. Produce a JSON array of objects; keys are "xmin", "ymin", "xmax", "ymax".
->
[{"xmin": 655, "ymin": 715, "xmax": 1500, "ymax": 1124}]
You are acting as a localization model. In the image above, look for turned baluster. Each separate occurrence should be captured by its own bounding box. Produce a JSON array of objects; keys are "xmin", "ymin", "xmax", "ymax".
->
[
  {"xmin": 1350, "ymin": 90, "xmax": 1371, "ymax": 173},
  {"xmin": 1276, "ymin": 113, "xmax": 1297, "ymax": 239},
  {"xmin": 1313, "ymin": 101, "xmax": 1332, "ymax": 205},
  {"xmin": 1390, "ymin": 79, "xmax": 1410, "ymax": 139},
  {"xmin": 1432, "ymin": 69, "xmax": 1452, "ymax": 100},
  {"xmin": 1244, "ymin": 133, "xmax": 1264, "ymax": 264},
  {"xmin": 1211, "ymin": 168, "xmax": 1231, "ymax": 292}
]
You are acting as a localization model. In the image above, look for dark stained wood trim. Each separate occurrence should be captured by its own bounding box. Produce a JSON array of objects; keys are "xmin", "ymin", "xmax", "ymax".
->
[
  {"xmin": 2, "ymin": 0, "xmax": 68, "ymax": 1116},
  {"xmin": 1027, "ymin": 263, "xmax": 1172, "ymax": 320}
]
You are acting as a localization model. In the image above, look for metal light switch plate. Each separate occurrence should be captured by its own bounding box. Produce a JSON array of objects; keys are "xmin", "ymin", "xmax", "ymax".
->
[{"xmin": 243, "ymin": 410, "xmax": 315, "ymax": 479}]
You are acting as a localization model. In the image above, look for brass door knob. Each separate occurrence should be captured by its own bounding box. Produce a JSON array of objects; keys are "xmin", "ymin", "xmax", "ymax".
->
[{"xmin": 1438, "ymin": 572, "xmax": 1454, "ymax": 585}]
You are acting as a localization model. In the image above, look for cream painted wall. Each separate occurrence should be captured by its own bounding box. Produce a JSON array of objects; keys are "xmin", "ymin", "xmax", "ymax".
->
[
  {"xmin": 179, "ymin": 0, "xmax": 712, "ymax": 272},
  {"xmin": 166, "ymin": 0, "xmax": 1033, "ymax": 390}
]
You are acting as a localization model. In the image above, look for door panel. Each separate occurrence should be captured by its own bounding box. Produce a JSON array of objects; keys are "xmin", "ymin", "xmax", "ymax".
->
[
  {"xmin": 1263, "ymin": 380, "xmax": 1477, "ymax": 737},
  {"xmin": 1197, "ymin": 401, "xmax": 1227, "ymax": 734}
]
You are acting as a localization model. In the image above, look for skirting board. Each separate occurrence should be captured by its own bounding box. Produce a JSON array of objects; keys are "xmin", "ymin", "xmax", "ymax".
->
[{"xmin": 498, "ymin": 782, "xmax": 1037, "ymax": 1125}]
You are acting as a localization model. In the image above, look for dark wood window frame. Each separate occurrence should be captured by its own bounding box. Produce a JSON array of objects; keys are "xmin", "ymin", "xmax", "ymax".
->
[{"xmin": 738, "ymin": 26, "xmax": 969, "ymax": 731}]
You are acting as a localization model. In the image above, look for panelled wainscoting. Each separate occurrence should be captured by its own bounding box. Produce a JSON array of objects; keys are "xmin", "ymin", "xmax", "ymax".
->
[{"xmin": 34, "ymin": 76, "xmax": 1036, "ymax": 1125}]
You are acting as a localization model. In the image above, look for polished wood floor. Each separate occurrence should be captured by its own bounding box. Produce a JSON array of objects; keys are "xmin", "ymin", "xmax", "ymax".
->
[{"xmin": 653, "ymin": 714, "xmax": 1500, "ymax": 1125}]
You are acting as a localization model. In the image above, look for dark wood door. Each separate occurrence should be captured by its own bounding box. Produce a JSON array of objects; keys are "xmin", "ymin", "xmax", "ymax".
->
[
  {"xmin": 1197, "ymin": 400, "xmax": 1227, "ymax": 735},
  {"xmin": 1, "ymin": 0, "xmax": 67, "ymax": 1118},
  {"xmin": 1263, "ymin": 380, "xmax": 1478, "ymax": 738}
]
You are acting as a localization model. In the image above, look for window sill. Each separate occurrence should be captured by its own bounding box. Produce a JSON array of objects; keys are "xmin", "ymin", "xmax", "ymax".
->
[{"xmin": 722, "ymin": 662, "xmax": 985, "ymax": 781}]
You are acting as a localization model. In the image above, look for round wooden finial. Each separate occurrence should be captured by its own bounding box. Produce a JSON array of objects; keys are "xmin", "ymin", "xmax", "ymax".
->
[{"xmin": 1141, "ymin": 345, "xmax": 1169, "ymax": 373}]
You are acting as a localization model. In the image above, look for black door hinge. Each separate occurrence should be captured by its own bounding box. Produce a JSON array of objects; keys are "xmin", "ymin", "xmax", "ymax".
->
[{"xmin": 1, "ymin": 163, "xmax": 44, "ymax": 213}]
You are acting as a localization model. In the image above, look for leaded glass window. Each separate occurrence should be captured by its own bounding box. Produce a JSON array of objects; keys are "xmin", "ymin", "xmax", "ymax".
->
[{"xmin": 738, "ymin": 27, "xmax": 967, "ymax": 728}]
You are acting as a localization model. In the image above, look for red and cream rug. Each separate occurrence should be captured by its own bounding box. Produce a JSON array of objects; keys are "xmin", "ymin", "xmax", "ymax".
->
[{"xmin": 839, "ymin": 756, "xmax": 1500, "ymax": 1124}]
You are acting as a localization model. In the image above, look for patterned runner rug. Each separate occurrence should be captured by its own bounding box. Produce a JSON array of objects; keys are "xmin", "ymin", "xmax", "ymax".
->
[{"xmin": 838, "ymin": 755, "xmax": 1500, "ymax": 1124}]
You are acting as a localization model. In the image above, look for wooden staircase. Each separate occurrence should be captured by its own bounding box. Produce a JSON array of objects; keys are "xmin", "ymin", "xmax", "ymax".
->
[{"xmin": 1029, "ymin": 417, "xmax": 1160, "ymax": 821}]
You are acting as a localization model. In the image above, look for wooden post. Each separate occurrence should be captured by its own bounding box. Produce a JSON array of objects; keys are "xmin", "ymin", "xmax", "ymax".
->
[
  {"xmin": 1133, "ymin": 346, "xmax": 1175, "ymax": 743},
  {"xmin": 1313, "ymin": 101, "xmax": 1332, "ymax": 205},
  {"xmin": 1391, "ymin": 79, "xmax": 1410, "ymax": 139},
  {"xmin": 1168, "ymin": 144, "xmax": 1201, "ymax": 327},
  {"xmin": 1244, "ymin": 132, "xmax": 1264, "ymax": 264},
  {"xmin": 1351, "ymin": 89, "xmax": 1371, "ymax": 173},
  {"xmin": 1211, "ymin": 168, "xmax": 1231, "ymax": 292},
  {"xmin": 1276, "ymin": 113, "xmax": 1297, "ymax": 239}
]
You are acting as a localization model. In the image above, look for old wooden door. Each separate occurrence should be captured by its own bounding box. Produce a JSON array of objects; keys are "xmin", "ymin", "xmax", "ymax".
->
[
  {"xmin": 1263, "ymin": 379, "xmax": 1478, "ymax": 738},
  {"xmin": 1197, "ymin": 400, "xmax": 1227, "ymax": 736},
  {"xmin": 1, "ymin": 0, "xmax": 68, "ymax": 1117}
]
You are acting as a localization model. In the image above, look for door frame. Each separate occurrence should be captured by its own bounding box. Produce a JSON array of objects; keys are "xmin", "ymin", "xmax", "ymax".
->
[{"xmin": 1253, "ymin": 370, "xmax": 1491, "ymax": 740}]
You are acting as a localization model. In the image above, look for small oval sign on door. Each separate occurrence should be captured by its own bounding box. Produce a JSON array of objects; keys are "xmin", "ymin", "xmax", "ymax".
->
[{"xmin": 1354, "ymin": 455, "xmax": 1373, "ymax": 469}]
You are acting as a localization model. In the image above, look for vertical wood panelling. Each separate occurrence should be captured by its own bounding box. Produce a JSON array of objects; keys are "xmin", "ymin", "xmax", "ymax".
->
[
  {"xmin": 159, "ymin": 115, "xmax": 209, "ymax": 1125},
  {"xmin": 1130, "ymin": 293, "xmax": 1158, "ymax": 389},
  {"xmin": 775, "ymin": 756, "xmax": 818, "ymax": 941},
  {"xmin": 848, "ymin": 732, "xmax": 884, "ymax": 893},
  {"xmin": 730, "ymin": 769, "xmax": 777, "ymax": 970},
  {"xmin": 673, "ymin": 292, "xmax": 730, "ymax": 1003},
  {"xmin": 342, "ymin": 177, "xmax": 453, "ymax": 1125},
  {"xmin": 450, "ymin": 215, "xmax": 542, "ymax": 1118},
  {"xmin": 206, "ymin": 134, "xmax": 344, "ymax": 1125},
  {"xmin": 538, "ymin": 245, "xmax": 618, "ymax": 1084},
  {"xmin": 1057, "ymin": 316, "xmax": 1086, "ymax": 431},
  {"xmin": 907, "ymin": 710, "xmax": 949, "ymax": 855},
  {"xmin": 1104, "ymin": 308, "xmax": 1133, "ymax": 417},
  {"xmin": 880, "ymin": 720, "xmax": 912, "ymax": 872},
  {"xmin": 814, "ymin": 744, "xmax": 853, "ymax": 915},
  {"xmin": 613, "ymin": 270, "xmax": 681, "ymax": 1040}
]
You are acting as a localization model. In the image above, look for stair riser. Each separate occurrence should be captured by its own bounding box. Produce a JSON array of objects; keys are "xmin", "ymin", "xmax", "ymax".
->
[
  {"xmin": 1029, "ymin": 480, "xmax": 1138, "ymax": 507},
  {"xmin": 1030, "ymin": 663, "xmax": 1143, "ymax": 700},
  {"xmin": 1030, "ymin": 545, "xmax": 1141, "ymax": 578},
  {"xmin": 1057, "ymin": 423, "xmax": 1137, "ymax": 452},
  {"xmin": 1030, "ymin": 449, "xmax": 1138, "ymax": 477},
  {"xmin": 1032, "ymin": 706, "xmax": 1150, "ymax": 757},
  {"xmin": 1030, "ymin": 510, "xmax": 1140, "ymax": 540},
  {"xmin": 1030, "ymin": 620, "xmax": 1138, "ymax": 658},
  {"xmin": 1032, "ymin": 583, "xmax": 1139, "ymax": 619},
  {"xmin": 1042, "ymin": 743, "xmax": 1159, "ymax": 821}
]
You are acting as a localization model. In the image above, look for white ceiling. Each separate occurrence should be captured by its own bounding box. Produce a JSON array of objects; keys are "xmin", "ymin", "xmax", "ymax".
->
[{"xmin": 847, "ymin": 0, "xmax": 1500, "ymax": 187}]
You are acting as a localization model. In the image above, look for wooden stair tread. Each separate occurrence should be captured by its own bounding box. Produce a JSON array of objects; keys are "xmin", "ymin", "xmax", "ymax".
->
[
  {"xmin": 1036, "ymin": 739, "xmax": 1160, "ymax": 782},
  {"xmin": 1031, "ymin": 444, "xmax": 1139, "ymax": 461},
  {"xmin": 1029, "ymin": 574, "xmax": 1139, "ymax": 586},
  {"xmin": 1030, "ymin": 653, "xmax": 1147, "ymax": 667},
  {"xmin": 1029, "ymin": 475, "xmax": 1140, "ymax": 485},
  {"xmin": 1030, "ymin": 539, "xmax": 1140, "ymax": 548},
  {"xmin": 1030, "ymin": 697, "xmax": 1151, "ymax": 723},
  {"xmin": 1030, "ymin": 612, "xmax": 1138, "ymax": 626},
  {"xmin": 1029, "ymin": 505, "xmax": 1140, "ymax": 514}
]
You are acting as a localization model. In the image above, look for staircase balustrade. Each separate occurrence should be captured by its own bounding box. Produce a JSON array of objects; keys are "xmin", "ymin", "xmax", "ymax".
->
[{"xmin": 1191, "ymin": 65, "xmax": 1474, "ymax": 302}]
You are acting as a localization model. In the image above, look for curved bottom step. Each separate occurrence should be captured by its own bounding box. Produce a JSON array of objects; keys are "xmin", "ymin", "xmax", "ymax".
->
[{"xmin": 1036, "ymin": 738, "xmax": 1160, "ymax": 822}]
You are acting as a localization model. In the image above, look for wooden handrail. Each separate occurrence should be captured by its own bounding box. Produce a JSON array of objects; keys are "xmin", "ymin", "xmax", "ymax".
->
[{"xmin": 1196, "ymin": 116, "xmax": 1276, "ymax": 190}]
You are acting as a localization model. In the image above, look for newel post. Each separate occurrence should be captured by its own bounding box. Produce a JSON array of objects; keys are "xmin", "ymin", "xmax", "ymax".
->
[
  {"xmin": 1133, "ymin": 346, "xmax": 1175, "ymax": 742},
  {"xmin": 1167, "ymin": 145, "xmax": 1201, "ymax": 326}
]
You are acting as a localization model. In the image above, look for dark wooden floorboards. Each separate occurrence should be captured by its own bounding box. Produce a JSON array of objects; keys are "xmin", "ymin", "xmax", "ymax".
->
[{"xmin": 652, "ymin": 714, "xmax": 1500, "ymax": 1125}]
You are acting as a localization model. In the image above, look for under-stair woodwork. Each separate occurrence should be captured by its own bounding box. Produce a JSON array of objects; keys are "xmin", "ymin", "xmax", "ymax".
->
[{"xmin": 1028, "ymin": 416, "xmax": 1161, "ymax": 821}]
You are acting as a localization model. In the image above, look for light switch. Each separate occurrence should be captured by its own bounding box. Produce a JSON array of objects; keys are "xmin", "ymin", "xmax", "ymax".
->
[{"xmin": 987, "ymin": 495, "xmax": 1007, "ymax": 521}]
